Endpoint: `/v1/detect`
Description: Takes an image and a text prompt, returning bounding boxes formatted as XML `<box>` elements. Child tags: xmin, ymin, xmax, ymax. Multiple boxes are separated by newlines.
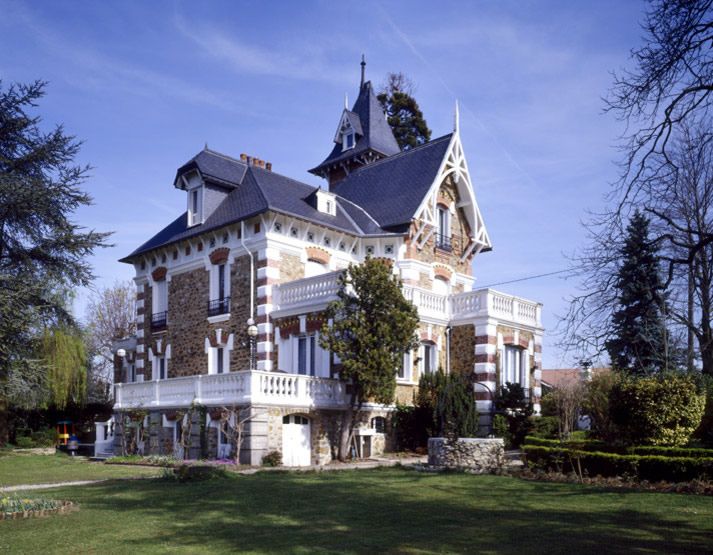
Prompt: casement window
<box><xmin>277</xmin><ymin>331</ymin><xmax>329</xmax><ymax>377</ymax></box>
<box><xmin>344</xmin><ymin>131</ymin><xmax>354</xmax><ymax>150</ymax></box>
<box><xmin>208</xmin><ymin>262</ymin><xmax>231</xmax><ymax>317</ymax></box>
<box><xmin>188</xmin><ymin>186</ymin><xmax>203</xmax><ymax>226</ymax></box>
<box><xmin>436</xmin><ymin>205</ymin><xmax>451</xmax><ymax>250</ymax></box>
<box><xmin>156</xmin><ymin>355</ymin><xmax>167</xmax><ymax>380</ymax></box>
<box><xmin>128</xmin><ymin>364</ymin><xmax>136</xmax><ymax>383</ymax></box>
<box><xmin>371</xmin><ymin>417</ymin><xmax>386</xmax><ymax>434</ymax></box>
<box><xmin>420</xmin><ymin>342</ymin><xmax>437</xmax><ymax>375</ymax></box>
<box><xmin>399</xmin><ymin>349</ymin><xmax>414</xmax><ymax>381</ymax></box>
<box><xmin>297</xmin><ymin>335</ymin><xmax>317</xmax><ymax>376</ymax></box>
<box><xmin>152</xmin><ymin>280</ymin><xmax>168</xmax><ymax>314</ymax></box>
<box><xmin>205</xmin><ymin>333</ymin><xmax>234</xmax><ymax>375</ymax></box>
<box><xmin>503</xmin><ymin>346</ymin><xmax>527</xmax><ymax>388</ymax></box>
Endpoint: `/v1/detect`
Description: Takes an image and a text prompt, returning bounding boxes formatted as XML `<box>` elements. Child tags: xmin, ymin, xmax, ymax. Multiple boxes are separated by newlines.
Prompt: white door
<box><xmin>282</xmin><ymin>415</ymin><xmax>311</xmax><ymax>466</ymax></box>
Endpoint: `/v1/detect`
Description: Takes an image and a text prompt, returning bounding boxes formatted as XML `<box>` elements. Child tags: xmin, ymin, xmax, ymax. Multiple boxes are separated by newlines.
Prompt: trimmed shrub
<box><xmin>610</xmin><ymin>374</ymin><xmax>705</xmax><ymax>446</ymax></box>
<box><xmin>694</xmin><ymin>376</ymin><xmax>713</xmax><ymax>447</ymax></box>
<box><xmin>436</xmin><ymin>372</ymin><xmax>478</xmax><ymax>438</ymax></box>
<box><xmin>528</xmin><ymin>416</ymin><xmax>559</xmax><ymax>439</ymax></box>
<box><xmin>494</xmin><ymin>383</ymin><xmax>533</xmax><ymax>448</ymax></box>
<box><xmin>523</xmin><ymin>444</ymin><xmax>713</xmax><ymax>482</ymax></box>
<box><xmin>262</xmin><ymin>451</ymin><xmax>282</xmax><ymax>467</ymax></box>
<box><xmin>169</xmin><ymin>463</ymin><xmax>228</xmax><ymax>482</ymax></box>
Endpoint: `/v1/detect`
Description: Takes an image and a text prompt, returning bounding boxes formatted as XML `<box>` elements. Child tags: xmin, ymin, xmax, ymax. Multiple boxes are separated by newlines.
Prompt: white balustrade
<box><xmin>272</xmin><ymin>271</ymin><xmax>542</xmax><ymax>328</ymax></box>
<box><xmin>114</xmin><ymin>370</ymin><xmax>348</xmax><ymax>410</ymax></box>
<box><xmin>272</xmin><ymin>272</ymin><xmax>341</xmax><ymax>314</ymax></box>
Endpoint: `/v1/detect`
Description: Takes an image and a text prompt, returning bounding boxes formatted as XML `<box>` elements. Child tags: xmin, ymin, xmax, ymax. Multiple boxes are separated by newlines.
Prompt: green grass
<box><xmin>0</xmin><ymin>453</ymin><xmax>161</xmax><ymax>487</ymax></box>
<box><xmin>2</xmin><ymin>467</ymin><xmax>713</xmax><ymax>554</ymax></box>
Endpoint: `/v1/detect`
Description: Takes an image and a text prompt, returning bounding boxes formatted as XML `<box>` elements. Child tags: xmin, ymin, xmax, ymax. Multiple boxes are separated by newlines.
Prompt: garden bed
<box><xmin>1</xmin><ymin>496</ymin><xmax>75</xmax><ymax>520</ymax></box>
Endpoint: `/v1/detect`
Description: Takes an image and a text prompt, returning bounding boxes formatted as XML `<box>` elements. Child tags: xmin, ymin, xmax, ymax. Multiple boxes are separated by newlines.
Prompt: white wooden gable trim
<box><xmin>411</xmin><ymin>130</ymin><xmax>492</xmax><ymax>258</ymax></box>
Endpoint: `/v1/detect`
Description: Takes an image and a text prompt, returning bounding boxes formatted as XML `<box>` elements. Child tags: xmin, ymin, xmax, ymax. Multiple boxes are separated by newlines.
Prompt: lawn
<box><xmin>2</xmin><ymin>467</ymin><xmax>712</xmax><ymax>554</ymax></box>
<box><xmin>0</xmin><ymin>453</ymin><xmax>161</xmax><ymax>487</ymax></box>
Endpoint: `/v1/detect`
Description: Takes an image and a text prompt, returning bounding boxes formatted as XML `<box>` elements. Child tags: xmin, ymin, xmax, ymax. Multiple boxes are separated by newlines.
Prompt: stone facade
<box><xmin>428</xmin><ymin>437</ymin><xmax>505</xmax><ymax>472</ymax></box>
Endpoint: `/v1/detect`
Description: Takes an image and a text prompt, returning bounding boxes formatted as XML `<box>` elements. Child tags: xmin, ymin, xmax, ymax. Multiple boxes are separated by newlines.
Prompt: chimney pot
<box><xmin>266</xmin><ymin>162</ymin><xmax>272</xmax><ymax>171</ymax></box>
<box><xmin>240</xmin><ymin>153</ymin><xmax>248</xmax><ymax>162</ymax></box>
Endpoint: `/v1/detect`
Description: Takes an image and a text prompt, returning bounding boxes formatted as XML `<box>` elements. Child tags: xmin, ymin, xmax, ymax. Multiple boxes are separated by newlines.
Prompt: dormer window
<box><xmin>316</xmin><ymin>190</ymin><xmax>337</xmax><ymax>216</ymax></box>
<box><xmin>343</xmin><ymin>131</ymin><xmax>355</xmax><ymax>150</ymax></box>
<box><xmin>187</xmin><ymin>185</ymin><xmax>203</xmax><ymax>227</ymax></box>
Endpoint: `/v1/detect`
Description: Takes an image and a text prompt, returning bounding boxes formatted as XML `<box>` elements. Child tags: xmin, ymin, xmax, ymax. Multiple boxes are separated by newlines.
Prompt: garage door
<box><xmin>282</xmin><ymin>415</ymin><xmax>311</xmax><ymax>466</ymax></box>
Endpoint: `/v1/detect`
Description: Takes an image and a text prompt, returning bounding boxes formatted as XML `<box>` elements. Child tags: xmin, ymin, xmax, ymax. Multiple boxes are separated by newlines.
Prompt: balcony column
<box><xmin>154</xmin><ymin>380</ymin><xmax>160</xmax><ymax>406</ymax></box>
<box><xmin>115</xmin><ymin>383</ymin><xmax>123</xmax><ymax>407</ymax></box>
<box><xmin>196</xmin><ymin>374</ymin><xmax>203</xmax><ymax>403</ymax></box>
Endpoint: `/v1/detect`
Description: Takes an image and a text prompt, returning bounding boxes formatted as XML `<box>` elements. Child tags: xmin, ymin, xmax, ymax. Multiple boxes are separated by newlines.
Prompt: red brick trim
<box><xmin>534</xmin><ymin>344</ymin><xmax>542</xmax><ymax>353</ymax></box>
<box><xmin>433</xmin><ymin>265</ymin><xmax>452</xmax><ymax>282</ymax></box>
<box><xmin>475</xmin><ymin>335</ymin><xmax>497</xmax><ymax>345</ymax></box>
<box><xmin>519</xmin><ymin>338</ymin><xmax>529</xmax><ymax>349</ymax></box>
<box><xmin>209</xmin><ymin>247</ymin><xmax>230</xmax><ymax>265</ymax></box>
<box><xmin>151</xmin><ymin>267</ymin><xmax>167</xmax><ymax>282</ymax></box>
<box><xmin>474</xmin><ymin>354</ymin><xmax>496</xmax><ymax>364</ymax></box>
<box><xmin>305</xmin><ymin>246</ymin><xmax>330</xmax><ymax>265</ymax></box>
<box><xmin>136</xmin><ymin>292</ymin><xmax>145</xmax><ymax>301</ymax></box>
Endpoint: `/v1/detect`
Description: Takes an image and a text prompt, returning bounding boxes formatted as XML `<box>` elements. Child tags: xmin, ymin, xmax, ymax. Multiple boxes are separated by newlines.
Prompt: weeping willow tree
<box><xmin>41</xmin><ymin>327</ymin><xmax>87</xmax><ymax>409</ymax></box>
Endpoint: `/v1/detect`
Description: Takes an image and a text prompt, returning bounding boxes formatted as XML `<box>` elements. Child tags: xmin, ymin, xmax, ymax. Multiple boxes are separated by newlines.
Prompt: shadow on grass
<box><xmin>7</xmin><ymin>468</ymin><xmax>713</xmax><ymax>554</ymax></box>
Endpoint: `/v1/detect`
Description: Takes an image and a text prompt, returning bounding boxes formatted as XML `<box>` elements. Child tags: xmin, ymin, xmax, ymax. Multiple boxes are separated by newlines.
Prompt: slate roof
<box><xmin>174</xmin><ymin>149</ymin><xmax>248</xmax><ymax>188</ymax></box>
<box><xmin>309</xmin><ymin>81</ymin><xmax>400</xmax><ymax>175</ymax></box>
<box><xmin>122</xmin><ymin>132</ymin><xmax>454</xmax><ymax>262</ymax></box>
<box><xmin>331</xmin><ymin>133</ymin><xmax>453</xmax><ymax>230</ymax></box>
<box><xmin>121</xmin><ymin>151</ymin><xmax>395</xmax><ymax>262</ymax></box>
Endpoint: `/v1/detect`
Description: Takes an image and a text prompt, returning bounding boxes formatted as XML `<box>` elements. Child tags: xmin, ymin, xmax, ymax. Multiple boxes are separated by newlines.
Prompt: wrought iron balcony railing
<box><xmin>207</xmin><ymin>297</ymin><xmax>231</xmax><ymax>317</ymax></box>
<box><xmin>435</xmin><ymin>233</ymin><xmax>453</xmax><ymax>251</ymax></box>
<box><xmin>151</xmin><ymin>311</ymin><xmax>167</xmax><ymax>331</ymax></box>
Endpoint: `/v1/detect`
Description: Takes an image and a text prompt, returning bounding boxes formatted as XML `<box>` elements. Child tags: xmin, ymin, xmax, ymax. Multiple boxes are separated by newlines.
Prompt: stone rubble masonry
<box><xmin>403</xmin><ymin>177</ymin><xmax>473</xmax><ymax>275</ymax></box>
<box><xmin>428</xmin><ymin>437</ymin><xmax>505</xmax><ymax>473</ymax></box>
<box><xmin>450</xmin><ymin>324</ymin><xmax>475</xmax><ymax>376</ymax></box>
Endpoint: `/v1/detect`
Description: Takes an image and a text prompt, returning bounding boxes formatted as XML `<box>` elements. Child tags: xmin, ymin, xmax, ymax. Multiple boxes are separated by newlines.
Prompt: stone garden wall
<box><xmin>428</xmin><ymin>438</ymin><xmax>505</xmax><ymax>473</ymax></box>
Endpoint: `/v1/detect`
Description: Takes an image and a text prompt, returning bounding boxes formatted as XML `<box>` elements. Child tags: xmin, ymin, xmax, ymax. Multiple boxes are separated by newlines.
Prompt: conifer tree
<box><xmin>377</xmin><ymin>73</ymin><xmax>432</xmax><ymax>150</ymax></box>
<box><xmin>605</xmin><ymin>211</ymin><xmax>669</xmax><ymax>375</ymax></box>
<box><xmin>320</xmin><ymin>258</ymin><xmax>419</xmax><ymax>460</ymax></box>
<box><xmin>0</xmin><ymin>81</ymin><xmax>109</xmax><ymax>441</ymax></box>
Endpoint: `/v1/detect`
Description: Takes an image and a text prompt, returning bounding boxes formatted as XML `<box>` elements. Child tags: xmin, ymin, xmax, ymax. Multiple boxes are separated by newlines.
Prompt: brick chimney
<box><xmin>239</xmin><ymin>153</ymin><xmax>271</xmax><ymax>171</ymax></box>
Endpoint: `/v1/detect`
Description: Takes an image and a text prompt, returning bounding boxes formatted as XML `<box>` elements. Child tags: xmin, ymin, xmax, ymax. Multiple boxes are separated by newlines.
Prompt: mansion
<box><xmin>101</xmin><ymin>67</ymin><xmax>544</xmax><ymax>466</ymax></box>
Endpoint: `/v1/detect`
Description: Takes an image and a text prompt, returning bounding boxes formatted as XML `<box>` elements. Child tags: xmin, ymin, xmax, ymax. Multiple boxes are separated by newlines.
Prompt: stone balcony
<box><xmin>271</xmin><ymin>271</ymin><xmax>542</xmax><ymax>328</ymax></box>
<box><xmin>114</xmin><ymin>370</ymin><xmax>348</xmax><ymax>411</ymax></box>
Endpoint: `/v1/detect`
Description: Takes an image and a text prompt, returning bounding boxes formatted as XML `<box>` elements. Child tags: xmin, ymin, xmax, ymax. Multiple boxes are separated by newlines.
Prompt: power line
<box><xmin>478</xmin><ymin>269</ymin><xmax>573</xmax><ymax>289</ymax></box>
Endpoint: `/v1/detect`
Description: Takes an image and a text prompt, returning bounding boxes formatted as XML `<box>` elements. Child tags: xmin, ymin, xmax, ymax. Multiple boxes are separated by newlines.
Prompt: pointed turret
<box><xmin>309</xmin><ymin>57</ymin><xmax>400</xmax><ymax>188</ymax></box>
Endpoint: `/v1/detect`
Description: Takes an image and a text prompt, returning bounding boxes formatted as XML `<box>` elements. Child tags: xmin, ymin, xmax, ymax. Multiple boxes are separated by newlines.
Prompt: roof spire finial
<box><xmin>454</xmin><ymin>99</ymin><xmax>460</xmax><ymax>133</ymax></box>
<box><xmin>345</xmin><ymin>92</ymin><xmax>349</xmax><ymax>109</ymax></box>
<box><xmin>360</xmin><ymin>54</ymin><xmax>366</xmax><ymax>88</ymax></box>
<box><xmin>204</xmin><ymin>141</ymin><xmax>209</xmax><ymax>150</ymax></box>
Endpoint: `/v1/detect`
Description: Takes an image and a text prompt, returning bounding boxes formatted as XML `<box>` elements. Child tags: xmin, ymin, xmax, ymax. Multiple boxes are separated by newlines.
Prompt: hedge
<box><xmin>523</xmin><ymin>445</ymin><xmax>713</xmax><ymax>482</ymax></box>
<box><xmin>523</xmin><ymin>436</ymin><xmax>713</xmax><ymax>458</ymax></box>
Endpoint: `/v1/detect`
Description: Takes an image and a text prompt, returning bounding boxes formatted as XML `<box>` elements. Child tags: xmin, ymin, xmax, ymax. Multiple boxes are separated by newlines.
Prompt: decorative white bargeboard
<box><xmin>114</xmin><ymin>370</ymin><xmax>348</xmax><ymax>411</ymax></box>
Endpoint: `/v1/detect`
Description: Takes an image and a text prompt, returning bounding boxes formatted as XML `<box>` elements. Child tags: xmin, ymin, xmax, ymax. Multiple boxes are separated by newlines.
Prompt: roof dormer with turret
<box><xmin>309</xmin><ymin>57</ymin><xmax>401</xmax><ymax>188</ymax></box>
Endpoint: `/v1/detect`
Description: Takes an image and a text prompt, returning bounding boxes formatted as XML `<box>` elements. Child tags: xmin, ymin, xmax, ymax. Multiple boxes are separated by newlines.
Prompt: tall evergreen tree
<box><xmin>377</xmin><ymin>73</ymin><xmax>431</xmax><ymax>150</ymax></box>
<box><xmin>0</xmin><ymin>80</ymin><xmax>110</xmax><ymax>441</ymax></box>
<box><xmin>605</xmin><ymin>211</ymin><xmax>669</xmax><ymax>375</ymax></box>
<box><xmin>320</xmin><ymin>258</ymin><xmax>419</xmax><ymax>460</ymax></box>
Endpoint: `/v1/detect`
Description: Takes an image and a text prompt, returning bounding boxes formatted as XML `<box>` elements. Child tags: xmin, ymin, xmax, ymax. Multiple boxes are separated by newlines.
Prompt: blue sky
<box><xmin>1</xmin><ymin>0</ymin><xmax>646</xmax><ymax>368</ymax></box>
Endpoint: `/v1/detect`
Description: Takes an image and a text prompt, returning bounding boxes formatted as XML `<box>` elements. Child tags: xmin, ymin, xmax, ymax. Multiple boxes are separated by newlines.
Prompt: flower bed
<box><xmin>105</xmin><ymin>455</ymin><xmax>179</xmax><ymax>467</ymax></box>
<box><xmin>1</xmin><ymin>495</ymin><xmax>74</xmax><ymax>520</ymax></box>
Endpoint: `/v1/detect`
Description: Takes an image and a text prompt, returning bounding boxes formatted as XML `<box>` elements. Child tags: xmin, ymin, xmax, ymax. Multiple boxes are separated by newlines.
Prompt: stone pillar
<box><xmin>148</xmin><ymin>411</ymin><xmax>161</xmax><ymax>455</ymax></box>
<box><xmin>240</xmin><ymin>405</ymin><xmax>269</xmax><ymax>465</ymax></box>
<box><xmin>473</xmin><ymin>322</ymin><xmax>497</xmax><ymax>432</ymax></box>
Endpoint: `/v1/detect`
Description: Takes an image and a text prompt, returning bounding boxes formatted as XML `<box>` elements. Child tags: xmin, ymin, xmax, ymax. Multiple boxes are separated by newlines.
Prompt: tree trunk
<box><xmin>0</xmin><ymin>399</ymin><xmax>8</xmax><ymax>446</ymax></box>
<box><xmin>338</xmin><ymin>405</ymin><xmax>353</xmax><ymax>461</ymax></box>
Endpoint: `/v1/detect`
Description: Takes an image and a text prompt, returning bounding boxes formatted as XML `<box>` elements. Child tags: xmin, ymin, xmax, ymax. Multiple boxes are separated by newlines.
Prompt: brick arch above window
<box><xmin>152</xmin><ymin>266</ymin><xmax>167</xmax><ymax>282</ymax></box>
<box><xmin>305</xmin><ymin>246</ymin><xmax>330</xmax><ymax>265</ymax></box>
<box><xmin>209</xmin><ymin>247</ymin><xmax>230</xmax><ymax>265</ymax></box>
<box><xmin>433</xmin><ymin>265</ymin><xmax>452</xmax><ymax>282</ymax></box>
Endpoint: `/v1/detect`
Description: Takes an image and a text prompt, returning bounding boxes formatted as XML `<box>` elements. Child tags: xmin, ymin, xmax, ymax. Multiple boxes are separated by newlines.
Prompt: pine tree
<box><xmin>605</xmin><ymin>211</ymin><xmax>669</xmax><ymax>375</ymax></box>
<box><xmin>320</xmin><ymin>258</ymin><xmax>419</xmax><ymax>460</ymax></box>
<box><xmin>377</xmin><ymin>73</ymin><xmax>432</xmax><ymax>150</ymax></box>
<box><xmin>0</xmin><ymin>81</ymin><xmax>109</xmax><ymax>441</ymax></box>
